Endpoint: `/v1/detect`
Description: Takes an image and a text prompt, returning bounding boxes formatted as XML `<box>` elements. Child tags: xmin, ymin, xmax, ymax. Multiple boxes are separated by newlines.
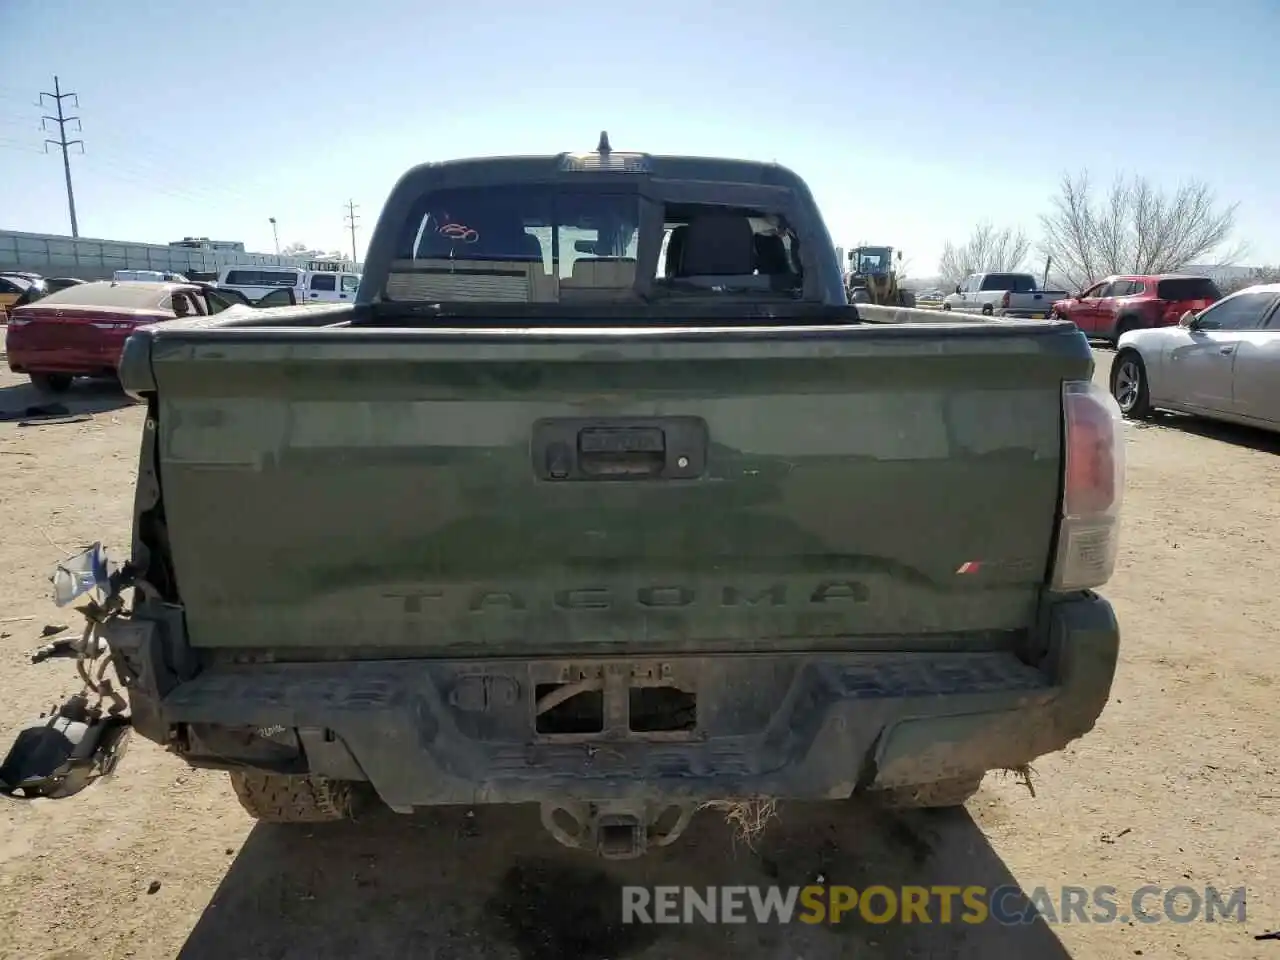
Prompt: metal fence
<box><xmin>0</xmin><ymin>229</ymin><xmax>314</xmax><ymax>281</ymax></box>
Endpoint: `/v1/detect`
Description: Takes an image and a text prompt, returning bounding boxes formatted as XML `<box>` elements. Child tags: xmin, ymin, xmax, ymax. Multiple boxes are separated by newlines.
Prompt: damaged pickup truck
<box><xmin>1</xmin><ymin>134</ymin><xmax>1125</xmax><ymax>860</ymax></box>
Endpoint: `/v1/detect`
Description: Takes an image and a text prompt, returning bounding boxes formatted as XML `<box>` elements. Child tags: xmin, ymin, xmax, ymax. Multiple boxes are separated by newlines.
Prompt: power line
<box><xmin>344</xmin><ymin>199</ymin><xmax>360</xmax><ymax>266</ymax></box>
<box><xmin>39</xmin><ymin>76</ymin><xmax>83</xmax><ymax>238</ymax></box>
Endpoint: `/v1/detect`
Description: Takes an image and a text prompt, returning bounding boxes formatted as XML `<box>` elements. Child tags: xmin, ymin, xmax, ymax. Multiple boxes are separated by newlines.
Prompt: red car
<box><xmin>1051</xmin><ymin>274</ymin><xmax>1222</xmax><ymax>344</ymax></box>
<box><xmin>6</xmin><ymin>280</ymin><xmax>294</xmax><ymax>392</ymax></box>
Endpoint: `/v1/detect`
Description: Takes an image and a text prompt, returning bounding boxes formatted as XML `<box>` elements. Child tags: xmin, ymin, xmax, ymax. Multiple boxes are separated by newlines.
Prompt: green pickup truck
<box><xmin>2</xmin><ymin>135</ymin><xmax>1125</xmax><ymax>860</ymax></box>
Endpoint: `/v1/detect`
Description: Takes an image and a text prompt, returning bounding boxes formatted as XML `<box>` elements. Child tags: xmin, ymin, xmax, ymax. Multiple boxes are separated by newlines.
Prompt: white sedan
<box><xmin>1109</xmin><ymin>283</ymin><xmax>1280</xmax><ymax>432</ymax></box>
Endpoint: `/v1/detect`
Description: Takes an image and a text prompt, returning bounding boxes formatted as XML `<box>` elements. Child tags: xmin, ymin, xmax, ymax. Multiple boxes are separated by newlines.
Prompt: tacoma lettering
<box><xmin>383</xmin><ymin>582</ymin><xmax>870</xmax><ymax>615</ymax></box>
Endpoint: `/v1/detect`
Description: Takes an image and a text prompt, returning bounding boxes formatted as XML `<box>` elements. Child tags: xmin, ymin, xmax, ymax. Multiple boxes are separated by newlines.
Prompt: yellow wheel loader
<box><xmin>845</xmin><ymin>246</ymin><xmax>915</xmax><ymax>308</ymax></box>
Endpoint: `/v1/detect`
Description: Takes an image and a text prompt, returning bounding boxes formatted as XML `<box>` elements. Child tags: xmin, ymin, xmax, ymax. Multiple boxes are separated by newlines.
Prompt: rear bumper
<box><xmin>5</xmin><ymin>330</ymin><xmax>126</xmax><ymax>376</ymax></box>
<box><xmin>6</xmin><ymin>347</ymin><xmax>122</xmax><ymax>376</ymax></box>
<box><xmin>146</xmin><ymin>594</ymin><xmax>1119</xmax><ymax>809</ymax></box>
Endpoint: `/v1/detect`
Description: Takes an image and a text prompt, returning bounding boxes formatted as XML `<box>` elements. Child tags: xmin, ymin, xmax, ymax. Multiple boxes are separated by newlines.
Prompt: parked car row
<box><xmin>0</xmin><ymin>272</ymin><xmax>86</xmax><ymax>317</ymax></box>
<box><xmin>215</xmin><ymin>264</ymin><xmax>362</xmax><ymax>303</ymax></box>
<box><xmin>1107</xmin><ymin>282</ymin><xmax>1279</xmax><ymax>434</ymax></box>
<box><xmin>4</xmin><ymin>279</ymin><xmax>297</xmax><ymax>393</ymax></box>
<box><xmin>1051</xmin><ymin>274</ymin><xmax>1223</xmax><ymax>344</ymax></box>
<box><xmin>935</xmin><ymin>270</ymin><xmax>1227</xmax><ymax>348</ymax></box>
<box><xmin>934</xmin><ymin>267</ymin><xmax>1270</xmax><ymax>431</ymax></box>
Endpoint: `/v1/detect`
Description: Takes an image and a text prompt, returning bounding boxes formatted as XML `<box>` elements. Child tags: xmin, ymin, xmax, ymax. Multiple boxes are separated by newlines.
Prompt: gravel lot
<box><xmin>0</xmin><ymin>351</ymin><xmax>1276</xmax><ymax>960</ymax></box>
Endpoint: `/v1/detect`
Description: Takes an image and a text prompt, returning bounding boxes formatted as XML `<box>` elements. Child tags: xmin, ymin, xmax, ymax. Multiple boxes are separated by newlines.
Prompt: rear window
<box><xmin>979</xmin><ymin>274</ymin><xmax>1036</xmax><ymax>293</ymax></box>
<box><xmin>397</xmin><ymin>183</ymin><xmax>637</xmax><ymax>273</ymax></box>
<box><xmin>1156</xmin><ymin>277</ymin><xmax>1222</xmax><ymax>301</ymax></box>
<box><xmin>387</xmin><ymin>183</ymin><xmax>802</xmax><ymax>304</ymax></box>
<box><xmin>224</xmin><ymin>269</ymin><xmax>300</xmax><ymax>287</ymax></box>
<box><xmin>21</xmin><ymin>282</ymin><xmax>167</xmax><ymax>310</ymax></box>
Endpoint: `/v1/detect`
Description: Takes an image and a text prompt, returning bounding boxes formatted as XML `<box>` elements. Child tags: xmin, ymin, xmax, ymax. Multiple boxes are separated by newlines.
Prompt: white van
<box><xmin>300</xmin><ymin>268</ymin><xmax>360</xmax><ymax>302</ymax></box>
<box><xmin>216</xmin><ymin>266</ymin><xmax>360</xmax><ymax>303</ymax></box>
<box><xmin>217</xmin><ymin>266</ymin><xmax>304</xmax><ymax>300</ymax></box>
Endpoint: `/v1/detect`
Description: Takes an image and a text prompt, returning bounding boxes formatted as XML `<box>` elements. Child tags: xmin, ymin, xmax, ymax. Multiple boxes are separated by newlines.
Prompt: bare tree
<box><xmin>1038</xmin><ymin>171</ymin><xmax>1242</xmax><ymax>292</ymax></box>
<box><xmin>1219</xmin><ymin>265</ymin><xmax>1280</xmax><ymax>296</ymax></box>
<box><xmin>937</xmin><ymin>222</ymin><xmax>1032</xmax><ymax>287</ymax></box>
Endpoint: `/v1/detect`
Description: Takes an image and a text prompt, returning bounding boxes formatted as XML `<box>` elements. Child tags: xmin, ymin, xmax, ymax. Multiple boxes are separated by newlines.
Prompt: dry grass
<box><xmin>699</xmin><ymin>798</ymin><xmax>780</xmax><ymax>849</ymax></box>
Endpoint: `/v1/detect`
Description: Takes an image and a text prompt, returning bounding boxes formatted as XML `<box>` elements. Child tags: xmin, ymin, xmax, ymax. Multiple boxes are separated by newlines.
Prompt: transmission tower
<box><xmin>344</xmin><ymin>199</ymin><xmax>360</xmax><ymax>266</ymax></box>
<box><xmin>39</xmin><ymin>76</ymin><xmax>83</xmax><ymax>238</ymax></box>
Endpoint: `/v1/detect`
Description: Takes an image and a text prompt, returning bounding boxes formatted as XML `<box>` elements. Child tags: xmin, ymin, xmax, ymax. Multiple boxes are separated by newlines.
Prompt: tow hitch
<box><xmin>0</xmin><ymin>543</ymin><xmax>135</xmax><ymax>801</ymax></box>
<box><xmin>540</xmin><ymin>800</ymin><xmax>696</xmax><ymax>860</ymax></box>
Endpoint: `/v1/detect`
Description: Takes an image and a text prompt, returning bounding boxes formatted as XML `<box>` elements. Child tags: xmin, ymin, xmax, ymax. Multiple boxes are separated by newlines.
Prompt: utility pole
<box><xmin>268</xmin><ymin>217</ymin><xmax>280</xmax><ymax>255</ymax></box>
<box><xmin>344</xmin><ymin>199</ymin><xmax>360</xmax><ymax>267</ymax></box>
<box><xmin>39</xmin><ymin>76</ymin><xmax>83</xmax><ymax>238</ymax></box>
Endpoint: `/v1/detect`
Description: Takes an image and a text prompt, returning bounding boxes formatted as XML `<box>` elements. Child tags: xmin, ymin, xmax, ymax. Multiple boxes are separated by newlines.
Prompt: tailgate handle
<box><xmin>578</xmin><ymin>427</ymin><xmax>665</xmax><ymax>477</ymax></box>
<box><xmin>533</xmin><ymin>417</ymin><xmax>707</xmax><ymax>482</ymax></box>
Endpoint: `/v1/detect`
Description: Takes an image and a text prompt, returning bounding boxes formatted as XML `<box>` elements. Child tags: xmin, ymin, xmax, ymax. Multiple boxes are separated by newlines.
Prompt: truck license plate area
<box><xmin>532</xmin><ymin>662</ymin><xmax>698</xmax><ymax>741</ymax></box>
<box><xmin>533</xmin><ymin>417</ymin><xmax>707</xmax><ymax>482</ymax></box>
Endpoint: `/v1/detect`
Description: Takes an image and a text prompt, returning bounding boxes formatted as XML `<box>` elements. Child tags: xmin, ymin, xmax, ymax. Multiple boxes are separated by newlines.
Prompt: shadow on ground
<box><xmin>1131</xmin><ymin>411</ymin><xmax>1280</xmax><ymax>455</ymax></box>
<box><xmin>177</xmin><ymin>799</ymin><xmax>1072</xmax><ymax>960</ymax></box>
<box><xmin>0</xmin><ymin>376</ymin><xmax>137</xmax><ymax>420</ymax></box>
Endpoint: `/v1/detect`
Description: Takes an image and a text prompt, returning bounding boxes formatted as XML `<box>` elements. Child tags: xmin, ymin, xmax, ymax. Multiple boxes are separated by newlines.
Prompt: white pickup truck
<box><xmin>941</xmin><ymin>272</ymin><xmax>1069</xmax><ymax>319</ymax></box>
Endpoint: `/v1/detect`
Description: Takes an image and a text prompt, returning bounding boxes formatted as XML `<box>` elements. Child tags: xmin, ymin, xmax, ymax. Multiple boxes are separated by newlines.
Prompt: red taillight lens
<box><xmin>1052</xmin><ymin>380</ymin><xmax>1125</xmax><ymax>590</ymax></box>
<box><xmin>1001</xmin><ymin>291</ymin><xmax>1011</xmax><ymax>308</ymax></box>
<box><xmin>1064</xmin><ymin>391</ymin><xmax>1118</xmax><ymax>514</ymax></box>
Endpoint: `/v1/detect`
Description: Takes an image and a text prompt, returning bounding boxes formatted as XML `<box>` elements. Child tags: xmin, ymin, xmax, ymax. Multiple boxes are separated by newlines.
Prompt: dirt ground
<box><xmin>0</xmin><ymin>351</ymin><xmax>1276</xmax><ymax>960</ymax></box>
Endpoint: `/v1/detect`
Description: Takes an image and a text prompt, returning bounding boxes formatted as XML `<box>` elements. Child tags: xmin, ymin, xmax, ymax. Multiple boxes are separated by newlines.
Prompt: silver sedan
<box><xmin>1109</xmin><ymin>283</ymin><xmax>1280</xmax><ymax>432</ymax></box>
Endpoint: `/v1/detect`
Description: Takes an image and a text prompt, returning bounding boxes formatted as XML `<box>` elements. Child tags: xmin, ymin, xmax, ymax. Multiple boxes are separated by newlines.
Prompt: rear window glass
<box><xmin>979</xmin><ymin>274</ymin><xmax>1036</xmax><ymax>293</ymax></box>
<box><xmin>22</xmin><ymin>282</ymin><xmax>167</xmax><ymax>309</ymax></box>
<box><xmin>398</xmin><ymin>184</ymin><xmax>636</xmax><ymax>271</ymax></box>
<box><xmin>389</xmin><ymin>184</ymin><xmax>638</xmax><ymax>302</ymax></box>
<box><xmin>1156</xmin><ymin>277</ymin><xmax>1222</xmax><ymax>301</ymax></box>
<box><xmin>224</xmin><ymin>269</ymin><xmax>300</xmax><ymax>287</ymax></box>
<box><xmin>387</xmin><ymin>184</ymin><xmax>803</xmax><ymax>304</ymax></box>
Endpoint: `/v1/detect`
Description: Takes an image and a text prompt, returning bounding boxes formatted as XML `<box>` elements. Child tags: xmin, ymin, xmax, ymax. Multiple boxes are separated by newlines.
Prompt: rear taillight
<box><xmin>1051</xmin><ymin>380</ymin><xmax>1125</xmax><ymax>591</ymax></box>
<box><xmin>1001</xmin><ymin>291</ymin><xmax>1011</xmax><ymax>309</ymax></box>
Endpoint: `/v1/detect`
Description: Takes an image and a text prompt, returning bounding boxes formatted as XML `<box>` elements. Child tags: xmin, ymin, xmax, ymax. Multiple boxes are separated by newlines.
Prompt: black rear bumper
<box><xmin>147</xmin><ymin>594</ymin><xmax>1119</xmax><ymax>810</ymax></box>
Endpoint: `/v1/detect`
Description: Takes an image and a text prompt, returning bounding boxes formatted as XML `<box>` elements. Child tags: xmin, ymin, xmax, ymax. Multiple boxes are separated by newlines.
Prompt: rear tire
<box><xmin>29</xmin><ymin>373</ymin><xmax>73</xmax><ymax>394</ymax></box>
<box><xmin>229</xmin><ymin>771</ymin><xmax>362</xmax><ymax>823</ymax></box>
<box><xmin>1110</xmin><ymin>349</ymin><xmax>1152</xmax><ymax>419</ymax></box>
<box><xmin>981</xmin><ymin>303</ymin><xmax>994</xmax><ymax>316</ymax></box>
<box><xmin>868</xmin><ymin>776</ymin><xmax>983</xmax><ymax>810</ymax></box>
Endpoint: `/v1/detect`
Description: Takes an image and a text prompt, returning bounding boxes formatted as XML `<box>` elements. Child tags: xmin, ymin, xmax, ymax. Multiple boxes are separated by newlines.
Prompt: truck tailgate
<box><xmin>131</xmin><ymin>322</ymin><xmax>1091</xmax><ymax>655</ymax></box>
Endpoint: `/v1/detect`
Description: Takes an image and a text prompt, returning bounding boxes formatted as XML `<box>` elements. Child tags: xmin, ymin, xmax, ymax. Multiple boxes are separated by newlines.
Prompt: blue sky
<box><xmin>2</xmin><ymin>0</ymin><xmax>1277</xmax><ymax>277</ymax></box>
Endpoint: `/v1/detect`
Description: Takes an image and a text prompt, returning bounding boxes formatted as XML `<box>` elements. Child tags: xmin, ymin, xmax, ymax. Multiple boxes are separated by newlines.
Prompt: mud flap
<box><xmin>0</xmin><ymin>693</ymin><xmax>132</xmax><ymax>800</ymax></box>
